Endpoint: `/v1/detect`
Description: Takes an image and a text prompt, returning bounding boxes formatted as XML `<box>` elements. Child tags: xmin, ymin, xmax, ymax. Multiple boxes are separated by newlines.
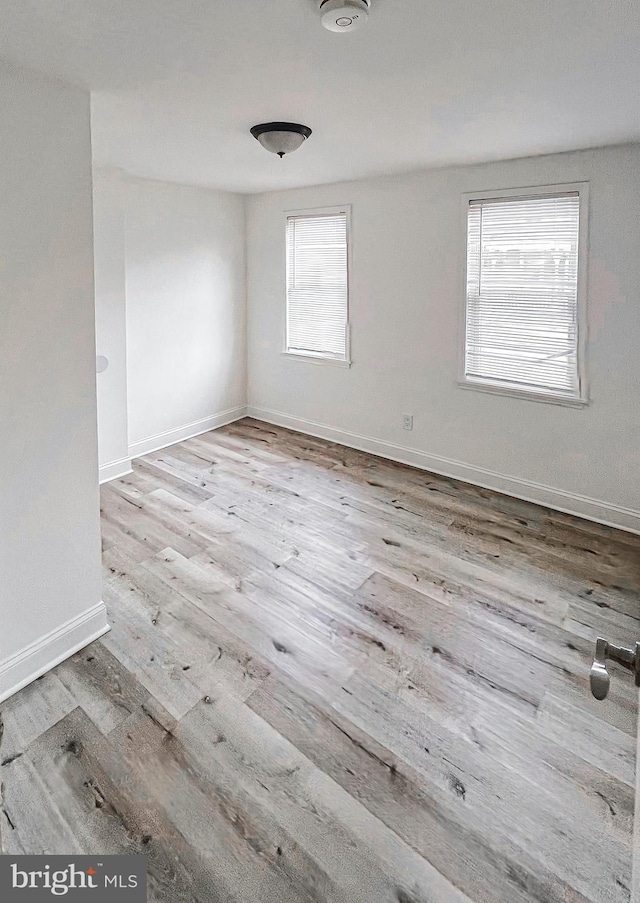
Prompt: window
<box><xmin>286</xmin><ymin>208</ymin><xmax>350</xmax><ymax>362</ymax></box>
<box><xmin>463</xmin><ymin>186</ymin><xmax>587</xmax><ymax>402</ymax></box>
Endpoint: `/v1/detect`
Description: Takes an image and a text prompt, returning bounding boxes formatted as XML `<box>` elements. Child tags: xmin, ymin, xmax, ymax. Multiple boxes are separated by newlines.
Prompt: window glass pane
<box><xmin>287</xmin><ymin>212</ymin><xmax>348</xmax><ymax>358</ymax></box>
<box><xmin>465</xmin><ymin>192</ymin><xmax>581</xmax><ymax>397</ymax></box>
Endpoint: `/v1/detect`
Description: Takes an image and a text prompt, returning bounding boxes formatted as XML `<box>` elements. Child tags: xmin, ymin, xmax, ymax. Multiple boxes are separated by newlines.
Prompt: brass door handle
<box><xmin>590</xmin><ymin>637</ymin><xmax>640</xmax><ymax>700</ymax></box>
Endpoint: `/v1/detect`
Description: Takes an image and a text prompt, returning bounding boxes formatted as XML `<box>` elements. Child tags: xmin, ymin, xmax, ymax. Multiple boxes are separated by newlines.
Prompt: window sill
<box><xmin>281</xmin><ymin>351</ymin><xmax>351</xmax><ymax>369</ymax></box>
<box><xmin>457</xmin><ymin>379</ymin><xmax>589</xmax><ymax>408</ymax></box>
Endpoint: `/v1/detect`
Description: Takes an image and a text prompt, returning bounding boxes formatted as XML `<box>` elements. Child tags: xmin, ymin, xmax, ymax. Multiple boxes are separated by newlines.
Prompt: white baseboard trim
<box><xmin>99</xmin><ymin>456</ymin><xmax>133</xmax><ymax>485</ymax></box>
<box><xmin>0</xmin><ymin>602</ymin><xmax>110</xmax><ymax>704</ymax></box>
<box><xmin>247</xmin><ymin>406</ymin><xmax>640</xmax><ymax>536</ymax></box>
<box><xmin>128</xmin><ymin>405</ymin><xmax>248</xmax><ymax>460</ymax></box>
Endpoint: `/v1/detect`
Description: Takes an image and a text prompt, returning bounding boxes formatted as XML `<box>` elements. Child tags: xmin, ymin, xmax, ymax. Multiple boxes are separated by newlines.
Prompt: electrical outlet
<box><xmin>402</xmin><ymin>414</ymin><xmax>413</xmax><ymax>431</ymax></box>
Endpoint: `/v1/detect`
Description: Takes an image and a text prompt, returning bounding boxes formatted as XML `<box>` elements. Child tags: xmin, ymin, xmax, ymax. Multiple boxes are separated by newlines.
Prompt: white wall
<box><xmin>246</xmin><ymin>144</ymin><xmax>640</xmax><ymax>532</ymax></box>
<box><xmin>93</xmin><ymin>169</ymin><xmax>129</xmax><ymax>480</ymax></box>
<box><xmin>124</xmin><ymin>177</ymin><xmax>247</xmax><ymax>457</ymax></box>
<box><xmin>0</xmin><ymin>66</ymin><xmax>108</xmax><ymax>700</ymax></box>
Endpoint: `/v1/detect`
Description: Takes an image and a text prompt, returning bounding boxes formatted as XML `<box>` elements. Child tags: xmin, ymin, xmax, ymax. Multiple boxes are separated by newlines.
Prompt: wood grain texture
<box><xmin>1</xmin><ymin>418</ymin><xmax>638</xmax><ymax>902</ymax></box>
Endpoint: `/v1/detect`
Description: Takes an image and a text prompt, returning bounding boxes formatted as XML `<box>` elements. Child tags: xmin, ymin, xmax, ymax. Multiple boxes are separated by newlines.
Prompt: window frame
<box><xmin>458</xmin><ymin>182</ymin><xmax>590</xmax><ymax>407</ymax></box>
<box><xmin>282</xmin><ymin>204</ymin><xmax>352</xmax><ymax>367</ymax></box>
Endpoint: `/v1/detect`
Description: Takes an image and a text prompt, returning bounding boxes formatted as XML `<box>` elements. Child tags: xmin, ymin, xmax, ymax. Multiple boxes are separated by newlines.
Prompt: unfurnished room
<box><xmin>1</xmin><ymin>2</ymin><xmax>639</xmax><ymax>901</ymax></box>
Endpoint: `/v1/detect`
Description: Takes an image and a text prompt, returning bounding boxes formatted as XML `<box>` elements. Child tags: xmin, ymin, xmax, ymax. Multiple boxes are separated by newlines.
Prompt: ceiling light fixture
<box><xmin>250</xmin><ymin>122</ymin><xmax>312</xmax><ymax>158</ymax></box>
<box><xmin>319</xmin><ymin>0</ymin><xmax>371</xmax><ymax>33</ymax></box>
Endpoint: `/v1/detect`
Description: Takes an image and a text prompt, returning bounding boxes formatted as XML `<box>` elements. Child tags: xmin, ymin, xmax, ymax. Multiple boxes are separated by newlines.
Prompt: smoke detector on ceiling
<box><xmin>319</xmin><ymin>0</ymin><xmax>371</xmax><ymax>33</ymax></box>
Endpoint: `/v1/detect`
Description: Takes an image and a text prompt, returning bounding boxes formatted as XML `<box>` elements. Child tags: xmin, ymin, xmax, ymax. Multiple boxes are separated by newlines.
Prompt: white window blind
<box><xmin>286</xmin><ymin>211</ymin><xmax>348</xmax><ymax>359</ymax></box>
<box><xmin>465</xmin><ymin>191</ymin><xmax>582</xmax><ymax>398</ymax></box>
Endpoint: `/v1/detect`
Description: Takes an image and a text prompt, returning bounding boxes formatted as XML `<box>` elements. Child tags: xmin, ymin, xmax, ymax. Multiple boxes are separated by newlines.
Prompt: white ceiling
<box><xmin>1</xmin><ymin>0</ymin><xmax>639</xmax><ymax>193</ymax></box>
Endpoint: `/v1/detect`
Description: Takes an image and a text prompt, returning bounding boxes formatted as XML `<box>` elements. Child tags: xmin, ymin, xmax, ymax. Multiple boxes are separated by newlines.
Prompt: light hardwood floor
<box><xmin>1</xmin><ymin>418</ymin><xmax>639</xmax><ymax>902</ymax></box>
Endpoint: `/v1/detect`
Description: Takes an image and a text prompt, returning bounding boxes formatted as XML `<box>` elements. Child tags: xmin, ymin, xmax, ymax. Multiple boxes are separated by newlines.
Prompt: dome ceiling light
<box><xmin>250</xmin><ymin>122</ymin><xmax>312</xmax><ymax>158</ymax></box>
<box><xmin>319</xmin><ymin>0</ymin><xmax>371</xmax><ymax>33</ymax></box>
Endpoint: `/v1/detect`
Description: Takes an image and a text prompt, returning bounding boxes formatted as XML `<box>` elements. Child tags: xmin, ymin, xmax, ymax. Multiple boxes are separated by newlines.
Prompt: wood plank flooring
<box><xmin>1</xmin><ymin>418</ymin><xmax>639</xmax><ymax>902</ymax></box>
